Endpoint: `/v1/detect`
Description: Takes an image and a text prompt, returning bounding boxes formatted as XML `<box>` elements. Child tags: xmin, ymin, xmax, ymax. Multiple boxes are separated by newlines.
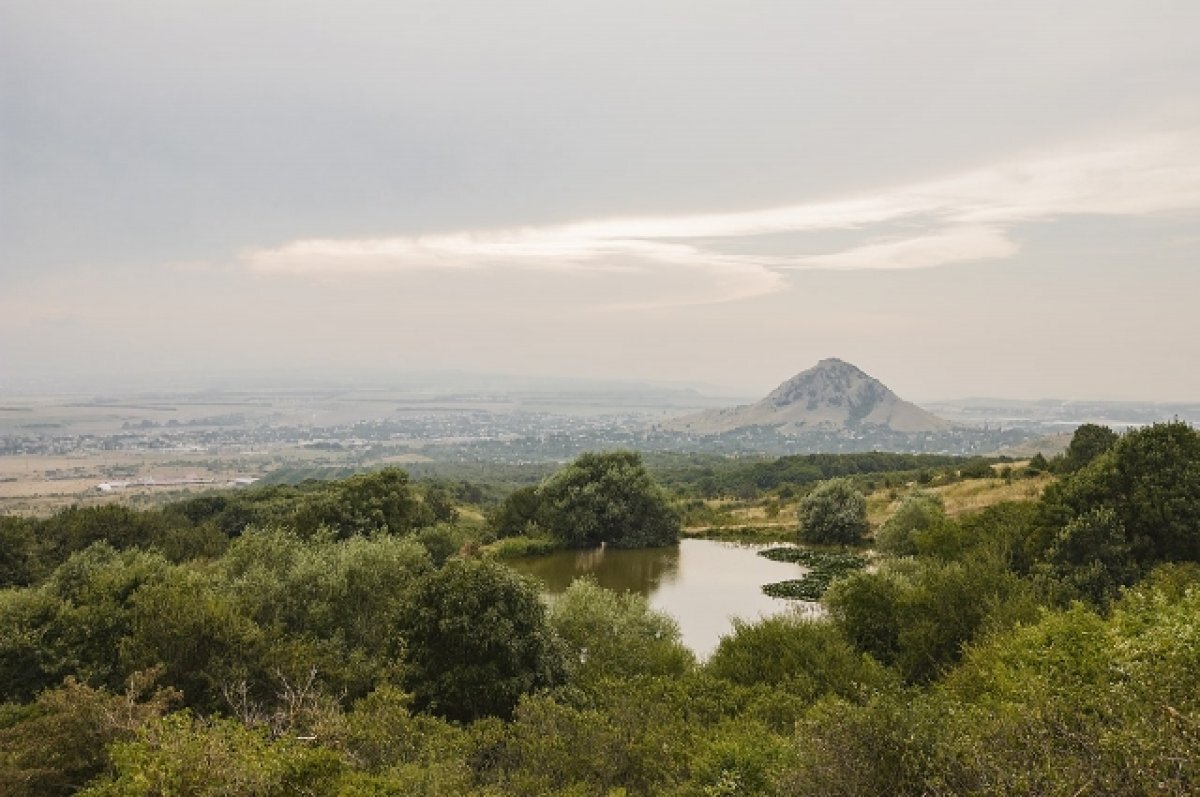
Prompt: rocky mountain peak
<box><xmin>765</xmin><ymin>358</ymin><xmax>880</xmax><ymax>409</ymax></box>
<box><xmin>663</xmin><ymin>358</ymin><xmax>954</xmax><ymax>435</ymax></box>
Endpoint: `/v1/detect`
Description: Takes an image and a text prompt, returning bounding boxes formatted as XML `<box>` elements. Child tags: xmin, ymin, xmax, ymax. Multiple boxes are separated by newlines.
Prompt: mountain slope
<box><xmin>663</xmin><ymin>358</ymin><xmax>955</xmax><ymax>435</ymax></box>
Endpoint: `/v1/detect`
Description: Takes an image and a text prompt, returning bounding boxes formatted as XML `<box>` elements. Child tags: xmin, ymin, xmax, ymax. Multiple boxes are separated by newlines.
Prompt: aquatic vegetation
<box><xmin>759</xmin><ymin>547</ymin><xmax>867</xmax><ymax>600</ymax></box>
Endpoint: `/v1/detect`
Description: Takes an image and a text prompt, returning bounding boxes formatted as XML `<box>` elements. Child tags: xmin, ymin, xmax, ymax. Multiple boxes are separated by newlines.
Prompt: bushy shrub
<box><xmin>707</xmin><ymin>615</ymin><xmax>889</xmax><ymax>703</ymax></box>
<box><xmin>875</xmin><ymin>492</ymin><xmax>946</xmax><ymax>557</ymax></box>
<box><xmin>796</xmin><ymin>478</ymin><xmax>868</xmax><ymax>545</ymax></box>
<box><xmin>550</xmin><ymin>577</ymin><xmax>693</xmax><ymax>687</ymax></box>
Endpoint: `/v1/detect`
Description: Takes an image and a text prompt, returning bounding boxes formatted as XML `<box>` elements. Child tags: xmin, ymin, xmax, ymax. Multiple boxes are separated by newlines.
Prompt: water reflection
<box><xmin>513</xmin><ymin>543</ymin><xmax>681</xmax><ymax>593</ymax></box>
<box><xmin>510</xmin><ymin>539</ymin><xmax>813</xmax><ymax>658</ymax></box>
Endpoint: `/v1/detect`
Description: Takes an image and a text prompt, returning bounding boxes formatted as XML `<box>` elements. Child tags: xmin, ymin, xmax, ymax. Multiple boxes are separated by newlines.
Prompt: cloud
<box><xmin>784</xmin><ymin>226</ymin><xmax>1019</xmax><ymax>272</ymax></box>
<box><xmin>243</xmin><ymin>127</ymin><xmax>1200</xmax><ymax>305</ymax></box>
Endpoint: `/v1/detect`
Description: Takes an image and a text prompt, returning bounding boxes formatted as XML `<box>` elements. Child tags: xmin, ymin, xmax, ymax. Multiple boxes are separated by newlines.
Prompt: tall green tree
<box><xmin>397</xmin><ymin>558</ymin><xmax>565</xmax><ymax>722</ymax></box>
<box><xmin>1060</xmin><ymin>423</ymin><xmax>1118</xmax><ymax>474</ymax></box>
<box><xmin>1043</xmin><ymin>421</ymin><xmax>1200</xmax><ymax>566</ymax></box>
<box><xmin>1034</xmin><ymin>506</ymin><xmax>1135</xmax><ymax>607</ymax></box>
<box><xmin>537</xmin><ymin>451</ymin><xmax>680</xmax><ymax>548</ymax></box>
<box><xmin>119</xmin><ymin>570</ymin><xmax>266</xmax><ymax>713</ymax></box>
<box><xmin>489</xmin><ymin>485</ymin><xmax>542</xmax><ymax>539</ymax></box>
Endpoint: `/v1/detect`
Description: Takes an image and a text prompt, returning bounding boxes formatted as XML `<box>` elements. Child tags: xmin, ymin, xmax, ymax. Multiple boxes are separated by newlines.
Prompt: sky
<box><xmin>2</xmin><ymin>1</ymin><xmax>1199</xmax><ymax>400</ymax></box>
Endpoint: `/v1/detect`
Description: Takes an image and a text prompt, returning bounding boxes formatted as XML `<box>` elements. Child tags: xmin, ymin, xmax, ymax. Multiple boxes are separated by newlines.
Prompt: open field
<box><xmin>925</xmin><ymin>471</ymin><xmax>1053</xmax><ymax>515</ymax></box>
<box><xmin>0</xmin><ymin>451</ymin><xmax>260</xmax><ymax>516</ymax></box>
<box><xmin>866</xmin><ymin>471</ymin><xmax>1054</xmax><ymax>527</ymax></box>
<box><xmin>687</xmin><ymin>466</ymin><xmax>1056</xmax><ymax>542</ymax></box>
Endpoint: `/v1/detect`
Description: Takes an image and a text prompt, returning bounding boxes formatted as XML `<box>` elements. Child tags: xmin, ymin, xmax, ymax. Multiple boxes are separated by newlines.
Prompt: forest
<box><xmin>1</xmin><ymin>422</ymin><xmax>1198</xmax><ymax>795</ymax></box>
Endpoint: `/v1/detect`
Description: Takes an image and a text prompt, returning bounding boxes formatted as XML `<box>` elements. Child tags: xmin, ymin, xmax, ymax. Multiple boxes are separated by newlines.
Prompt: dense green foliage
<box><xmin>0</xmin><ymin>469</ymin><xmax>459</xmax><ymax>591</ymax></box>
<box><xmin>788</xmin><ymin>579</ymin><xmax>1200</xmax><ymax>795</ymax></box>
<box><xmin>397</xmin><ymin>558</ymin><xmax>566</xmax><ymax>722</ymax></box>
<box><xmin>1033</xmin><ymin>506</ymin><xmax>1136</xmax><ymax>607</ymax></box>
<box><xmin>706</xmin><ymin>615</ymin><xmax>889</xmax><ymax>700</ymax></box>
<box><xmin>488</xmin><ymin>484</ymin><xmax>542</xmax><ymax>539</ymax></box>
<box><xmin>550</xmin><ymin>578</ymin><xmax>694</xmax><ymax>687</ymax></box>
<box><xmin>1040</xmin><ymin>420</ymin><xmax>1200</xmax><ymax>566</ymax></box>
<box><xmin>874</xmin><ymin>491</ymin><xmax>948</xmax><ymax>556</ymax></box>
<box><xmin>647</xmin><ymin>451</ymin><xmax>964</xmax><ymax>498</ymax></box>
<box><xmin>3</xmin><ymin>424</ymin><xmax>1200</xmax><ymax>794</ymax></box>
<box><xmin>493</xmin><ymin>450</ymin><xmax>681</xmax><ymax>549</ymax></box>
<box><xmin>826</xmin><ymin>551</ymin><xmax>1038</xmax><ymax>683</ymax></box>
<box><xmin>1058</xmin><ymin>422</ymin><xmax>1119</xmax><ymax>474</ymax></box>
<box><xmin>81</xmin><ymin>711</ymin><xmax>349</xmax><ymax>797</ymax></box>
<box><xmin>289</xmin><ymin>468</ymin><xmax>438</xmax><ymax>538</ymax></box>
<box><xmin>796</xmin><ymin>477</ymin><xmax>869</xmax><ymax>545</ymax></box>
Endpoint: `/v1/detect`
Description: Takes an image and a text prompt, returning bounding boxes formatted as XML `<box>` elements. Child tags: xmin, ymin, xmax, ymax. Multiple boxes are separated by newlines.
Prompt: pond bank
<box><xmin>508</xmin><ymin>538</ymin><xmax>819</xmax><ymax>658</ymax></box>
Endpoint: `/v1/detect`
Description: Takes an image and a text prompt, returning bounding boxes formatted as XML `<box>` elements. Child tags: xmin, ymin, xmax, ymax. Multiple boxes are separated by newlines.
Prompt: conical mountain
<box><xmin>664</xmin><ymin>358</ymin><xmax>954</xmax><ymax>435</ymax></box>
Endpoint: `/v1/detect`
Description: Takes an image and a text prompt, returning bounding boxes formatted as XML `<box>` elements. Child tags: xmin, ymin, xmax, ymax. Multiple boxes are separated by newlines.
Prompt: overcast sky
<box><xmin>2</xmin><ymin>1</ymin><xmax>1198</xmax><ymax>400</ymax></box>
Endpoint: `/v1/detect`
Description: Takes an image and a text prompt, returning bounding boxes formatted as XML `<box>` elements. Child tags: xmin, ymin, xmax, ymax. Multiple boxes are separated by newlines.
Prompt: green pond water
<box><xmin>509</xmin><ymin>538</ymin><xmax>817</xmax><ymax>658</ymax></box>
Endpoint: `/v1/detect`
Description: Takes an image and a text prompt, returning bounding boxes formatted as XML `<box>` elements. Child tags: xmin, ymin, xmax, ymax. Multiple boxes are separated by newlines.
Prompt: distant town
<box><xmin>2</xmin><ymin>378</ymin><xmax>1198</xmax><ymax>515</ymax></box>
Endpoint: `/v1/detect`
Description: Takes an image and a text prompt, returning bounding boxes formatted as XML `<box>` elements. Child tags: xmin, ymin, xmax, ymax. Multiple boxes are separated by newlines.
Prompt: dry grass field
<box><xmin>0</xmin><ymin>444</ymin><xmax>436</xmax><ymax>516</ymax></box>
<box><xmin>0</xmin><ymin>452</ymin><xmax>255</xmax><ymax>515</ymax></box>
<box><xmin>688</xmin><ymin>464</ymin><xmax>1055</xmax><ymax>540</ymax></box>
<box><xmin>866</xmin><ymin>471</ymin><xmax>1055</xmax><ymax>527</ymax></box>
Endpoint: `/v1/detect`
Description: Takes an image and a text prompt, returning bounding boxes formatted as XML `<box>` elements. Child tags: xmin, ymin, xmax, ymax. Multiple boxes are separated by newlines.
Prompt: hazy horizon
<box><xmin>8</xmin><ymin>360</ymin><xmax>1200</xmax><ymax>408</ymax></box>
<box><xmin>4</xmin><ymin>2</ymin><xmax>1199</xmax><ymax>403</ymax></box>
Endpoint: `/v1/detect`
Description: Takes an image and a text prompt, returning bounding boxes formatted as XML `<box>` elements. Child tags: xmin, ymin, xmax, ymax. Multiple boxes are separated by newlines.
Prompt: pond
<box><xmin>509</xmin><ymin>538</ymin><xmax>819</xmax><ymax>658</ymax></box>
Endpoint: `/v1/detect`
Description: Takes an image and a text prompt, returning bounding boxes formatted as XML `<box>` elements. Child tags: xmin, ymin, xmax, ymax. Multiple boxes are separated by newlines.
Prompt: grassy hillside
<box><xmin>682</xmin><ymin>459</ymin><xmax>1054</xmax><ymax>538</ymax></box>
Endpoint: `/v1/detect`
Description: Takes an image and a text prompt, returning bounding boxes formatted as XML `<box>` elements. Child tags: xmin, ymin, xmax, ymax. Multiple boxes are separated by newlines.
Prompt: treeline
<box><xmin>258</xmin><ymin>452</ymin><xmax>972</xmax><ymax>504</ymax></box>
<box><xmin>646</xmin><ymin>451</ymin><xmax>967</xmax><ymax>498</ymax></box>
<box><xmin>0</xmin><ymin>444</ymin><xmax>929</xmax><ymax>586</ymax></box>
<box><xmin>1</xmin><ymin>424</ymin><xmax>1199</xmax><ymax>794</ymax></box>
<box><xmin>0</xmin><ymin>470</ymin><xmax>462</xmax><ymax>588</ymax></box>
